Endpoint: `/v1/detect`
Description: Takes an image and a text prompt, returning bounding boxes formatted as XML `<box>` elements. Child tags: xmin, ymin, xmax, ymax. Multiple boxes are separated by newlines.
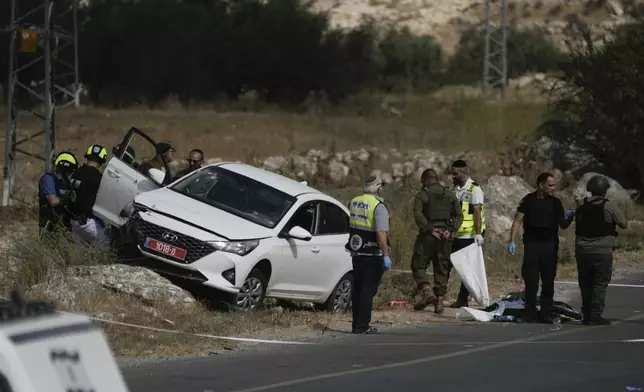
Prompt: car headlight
<box><xmin>209</xmin><ymin>239</ymin><xmax>259</xmax><ymax>256</ymax></box>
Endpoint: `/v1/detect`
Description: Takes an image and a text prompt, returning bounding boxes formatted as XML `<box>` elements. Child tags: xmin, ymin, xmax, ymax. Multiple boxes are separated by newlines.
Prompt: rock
<box><xmin>206</xmin><ymin>157</ymin><xmax>223</xmax><ymax>165</ymax></box>
<box><xmin>327</xmin><ymin>161</ymin><xmax>350</xmax><ymax>184</ymax></box>
<box><xmin>573</xmin><ymin>172</ymin><xmax>635</xmax><ymax>207</ymax></box>
<box><xmin>403</xmin><ymin>161</ymin><xmax>415</xmax><ymax>177</ymax></box>
<box><xmin>354</xmin><ymin>148</ymin><xmax>370</xmax><ymax>162</ymax></box>
<box><xmin>606</xmin><ymin>0</ymin><xmax>623</xmax><ymax>16</ymax></box>
<box><xmin>263</xmin><ymin>156</ymin><xmax>288</xmax><ymax>172</ymax></box>
<box><xmin>484</xmin><ymin>175</ymin><xmax>534</xmax><ymax>237</ymax></box>
<box><xmin>485</xmin><ymin>175</ymin><xmax>534</xmax><ymax>218</ymax></box>
<box><xmin>382</xmin><ymin>172</ymin><xmax>394</xmax><ymax>184</ymax></box>
<box><xmin>31</xmin><ymin>264</ymin><xmax>196</xmax><ymax>308</ymax></box>
<box><xmin>391</xmin><ymin>162</ymin><xmax>404</xmax><ymax>178</ymax></box>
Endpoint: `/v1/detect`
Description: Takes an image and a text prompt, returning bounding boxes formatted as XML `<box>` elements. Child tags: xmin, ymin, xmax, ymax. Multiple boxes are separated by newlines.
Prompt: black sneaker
<box><xmin>583</xmin><ymin>317</ymin><xmax>612</xmax><ymax>326</ymax></box>
<box><xmin>521</xmin><ymin>310</ymin><xmax>539</xmax><ymax>323</ymax></box>
<box><xmin>539</xmin><ymin>313</ymin><xmax>554</xmax><ymax>324</ymax></box>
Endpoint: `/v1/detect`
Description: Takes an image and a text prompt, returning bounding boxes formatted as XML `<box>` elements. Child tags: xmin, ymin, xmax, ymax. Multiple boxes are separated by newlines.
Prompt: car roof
<box><xmin>212</xmin><ymin>162</ymin><xmax>323</xmax><ymax>197</ymax></box>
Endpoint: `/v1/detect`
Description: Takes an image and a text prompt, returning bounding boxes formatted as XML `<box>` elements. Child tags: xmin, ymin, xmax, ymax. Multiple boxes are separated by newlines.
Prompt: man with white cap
<box><xmin>345</xmin><ymin>174</ymin><xmax>392</xmax><ymax>334</ymax></box>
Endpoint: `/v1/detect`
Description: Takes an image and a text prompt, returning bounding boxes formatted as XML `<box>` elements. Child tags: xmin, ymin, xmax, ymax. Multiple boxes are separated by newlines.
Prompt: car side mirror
<box><xmin>286</xmin><ymin>226</ymin><xmax>312</xmax><ymax>241</ymax></box>
<box><xmin>148</xmin><ymin>168</ymin><xmax>165</xmax><ymax>185</ymax></box>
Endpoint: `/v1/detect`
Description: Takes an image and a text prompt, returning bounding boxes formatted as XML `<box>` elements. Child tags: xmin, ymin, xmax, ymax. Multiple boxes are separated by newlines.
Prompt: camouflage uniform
<box><xmin>410</xmin><ymin>183</ymin><xmax>463</xmax><ymax>313</ymax></box>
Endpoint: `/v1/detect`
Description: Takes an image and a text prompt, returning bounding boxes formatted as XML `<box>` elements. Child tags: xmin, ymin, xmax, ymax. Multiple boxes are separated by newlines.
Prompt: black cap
<box><xmin>156</xmin><ymin>141</ymin><xmax>175</xmax><ymax>155</ymax></box>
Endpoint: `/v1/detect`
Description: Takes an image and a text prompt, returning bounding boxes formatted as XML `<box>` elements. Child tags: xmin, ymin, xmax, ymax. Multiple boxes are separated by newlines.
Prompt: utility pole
<box><xmin>482</xmin><ymin>0</ymin><xmax>508</xmax><ymax>100</ymax></box>
<box><xmin>3</xmin><ymin>0</ymin><xmax>80</xmax><ymax>207</ymax></box>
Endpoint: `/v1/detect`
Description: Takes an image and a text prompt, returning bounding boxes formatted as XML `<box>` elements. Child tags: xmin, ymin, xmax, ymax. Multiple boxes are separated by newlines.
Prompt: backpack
<box><xmin>423</xmin><ymin>185</ymin><xmax>453</xmax><ymax>223</ymax></box>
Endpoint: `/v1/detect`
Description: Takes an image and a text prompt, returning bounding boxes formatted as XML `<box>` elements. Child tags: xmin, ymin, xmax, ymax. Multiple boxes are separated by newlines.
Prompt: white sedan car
<box><xmin>92</xmin><ymin>127</ymin><xmax>354</xmax><ymax>312</ymax></box>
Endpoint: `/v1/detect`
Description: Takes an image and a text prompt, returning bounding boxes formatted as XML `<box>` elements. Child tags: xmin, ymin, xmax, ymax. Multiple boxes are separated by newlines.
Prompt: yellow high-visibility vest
<box><xmin>346</xmin><ymin>194</ymin><xmax>383</xmax><ymax>254</ymax></box>
<box><xmin>456</xmin><ymin>181</ymin><xmax>486</xmax><ymax>237</ymax></box>
<box><xmin>349</xmin><ymin>194</ymin><xmax>381</xmax><ymax>231</ymax></box>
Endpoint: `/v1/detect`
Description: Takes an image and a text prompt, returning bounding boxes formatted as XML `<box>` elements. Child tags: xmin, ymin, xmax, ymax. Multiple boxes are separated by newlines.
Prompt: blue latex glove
<box><xmin>566</xmin><ymin>208</ymin><xmax>575</xmax><ymax>219</ymax></box>
<box><xmin>383</xmin><ymin>256</ymin><xmax>392</xmax><ymax>271</ymax></box>
<box><xmin>507</xmin><ymin>242</ymin><xmax>516</xmax><ymax>256</ymax></box>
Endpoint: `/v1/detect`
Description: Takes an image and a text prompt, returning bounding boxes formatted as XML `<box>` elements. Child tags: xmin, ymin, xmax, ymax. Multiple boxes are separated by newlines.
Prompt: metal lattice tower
<box><xmin>482</xmin><ymin>0</ymin><xmax>508</xmax><ymax>100</ymax></box>
<box><xmin>3</xmin><ymin>0</ymin><xmax>80</xmax><ymax>207</ymax></box>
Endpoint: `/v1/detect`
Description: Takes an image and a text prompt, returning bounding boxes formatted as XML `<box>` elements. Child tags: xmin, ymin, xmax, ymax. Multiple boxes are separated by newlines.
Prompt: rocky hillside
<box><xmin>312</xmin><ymin>0</ymin><xmax>641</xmax><ymax>54</ymax></box>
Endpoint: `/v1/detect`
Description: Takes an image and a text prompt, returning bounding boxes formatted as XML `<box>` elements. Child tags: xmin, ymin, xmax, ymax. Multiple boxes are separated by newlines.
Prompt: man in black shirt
<box><xmin>508</xmin><ymin>172</ymin><xmax>575</xmax><ymax>323</ymax></box>
<box><xmin>173</xmin><ymin>149</ymin><xmax>204</xmax><ymax>181</ymax></box>
<box><xmin>70</xmin><ymin>144</ymin><xmax>111</xmax><ymax>249</ymax></box>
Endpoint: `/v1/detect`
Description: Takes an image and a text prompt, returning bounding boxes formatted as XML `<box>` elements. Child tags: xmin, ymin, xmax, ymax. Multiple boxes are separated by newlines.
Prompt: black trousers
<box><xmin>351</xmin><ymin>255</ymin><xmax>385</xmax><ymax>332</ymax></box>
<box><xmin>522</xmin><ymin>241</ymin><xmax>558</xmax><ymax>314</ymax></box>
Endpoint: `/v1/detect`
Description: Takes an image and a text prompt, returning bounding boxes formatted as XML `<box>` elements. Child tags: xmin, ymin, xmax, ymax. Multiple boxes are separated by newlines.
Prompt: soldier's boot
<box><xmin>583</xmin><ymin>302</ymin><xmax>611</xmax><ymax>326</ymax></box>
<box><xmin>434</xmin><ymin>296</ymin><xmax>444</xmax><ymax>314</ymax></box>
<box><xmin>413</xmin><ymin>285</ymin><xmax>438</xmax><ymax>311</ymax></box>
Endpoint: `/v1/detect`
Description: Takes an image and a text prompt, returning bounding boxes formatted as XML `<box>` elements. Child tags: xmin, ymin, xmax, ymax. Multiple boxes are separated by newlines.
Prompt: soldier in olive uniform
<box><xmin>575</xmin><ymin>175</ymin><xmax>628</xmax><ymax>326</ymax></box>
<box><xmin>411</xmin><ymin>169</ymin><xmax>463</xmax><ymax>314</ymax></box>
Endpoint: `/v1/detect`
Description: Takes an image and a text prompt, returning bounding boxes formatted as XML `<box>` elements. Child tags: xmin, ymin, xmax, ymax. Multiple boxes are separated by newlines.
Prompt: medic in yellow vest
<box><xmin>449</xmin><ymin>159</ymin><xmax>486</xmax><ymax>308</ymax></box>
<box><xmin>451</xmin><ymin>160</ymin><xmax>486</xmax><ymax>241</ymax></box>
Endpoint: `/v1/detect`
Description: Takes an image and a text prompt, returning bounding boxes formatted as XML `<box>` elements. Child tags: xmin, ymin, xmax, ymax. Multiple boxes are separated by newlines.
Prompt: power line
<box><xmin>3</xmin><ymin>0</ymin><xmax>81</xmax><ymax>207</ymax></box>
<box><xmin>482</xmin><ymin>0</ymin><xmax>508</xmax><ymax>100</ymax></box>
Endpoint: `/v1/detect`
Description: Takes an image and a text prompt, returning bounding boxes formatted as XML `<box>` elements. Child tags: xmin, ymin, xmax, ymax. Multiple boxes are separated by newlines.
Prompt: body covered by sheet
<box><xmin>450</xmin><ymin>243</ymin><xmax>489</xmax><ymax>307</ymax></box>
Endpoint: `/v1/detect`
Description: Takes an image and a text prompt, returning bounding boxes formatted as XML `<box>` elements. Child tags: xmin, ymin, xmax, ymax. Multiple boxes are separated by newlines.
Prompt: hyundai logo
<box><xmin>162</xmin><ymin>232</ymin><xmax>178</xmax><ymax>242</ymax></box>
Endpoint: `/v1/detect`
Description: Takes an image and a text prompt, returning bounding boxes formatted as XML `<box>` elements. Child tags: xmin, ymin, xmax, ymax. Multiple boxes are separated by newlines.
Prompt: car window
<box><xmin>169</xmin><ymin>166</ymin><xmax>297</xmax><ymax>229</ymax></box>
<box><xmin>285</xmin><ymin>202</ymin><xmax>317</xmax><ymax>234</ymax></box>
<box><xmin>122</xmin><ymin>132</ymin><xmax>157</xmax><ymax>172</ymax></box>
<box><xmin>316</xmin><ymin>202</ymin><xmax>349</xmax><ymax>235</ymax></box>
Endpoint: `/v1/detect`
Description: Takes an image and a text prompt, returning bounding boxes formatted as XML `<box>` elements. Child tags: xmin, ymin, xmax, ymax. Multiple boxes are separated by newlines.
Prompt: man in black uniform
<box><xmin>38</xmin><ymin>152</ymin><xmax>79</xmax><ymax>239</ymax></box>
<box><xmin>173</xmin><ymin>149</ymin><xmax>204</xmax><ymax>181</ymax></box>
<box><xmin>69</xmin><ymin>144</ymin><xmax>111</xmax><ymax>249</ymax></box>
<box><xmin>575</xmin><ymin>175</ymin><xmax>628</xmax><ymax>325</ymax></box>
<box><xmin>508</xmin><ymin>172</ymin><xmax>575</xmax><ymax>323</ymax></box>
<box><xmin>345</xmin><ymin>175</ymin><xmax>391</xmax><ymax>334</ymax></box>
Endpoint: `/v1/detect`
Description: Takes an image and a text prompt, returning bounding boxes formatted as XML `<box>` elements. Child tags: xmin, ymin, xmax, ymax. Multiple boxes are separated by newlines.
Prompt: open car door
<box><xmin>93</xmin><ymin>127</ymin><xmax>172</xmax><ymax>228</ymax></box>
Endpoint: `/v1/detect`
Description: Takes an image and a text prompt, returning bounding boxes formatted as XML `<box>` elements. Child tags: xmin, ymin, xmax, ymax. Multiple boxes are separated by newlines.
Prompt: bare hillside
<box><xmin>312</xmin><ymin>0</ymin><xmax>640</xmax><ymax>53</ymax></box>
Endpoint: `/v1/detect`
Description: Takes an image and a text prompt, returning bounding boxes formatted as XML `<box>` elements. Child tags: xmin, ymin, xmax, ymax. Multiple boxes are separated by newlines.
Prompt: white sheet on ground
<box><xmin>461</xmin><ymin>302</ymin><xmax>505</xmax><ymax>322</ymax></box>
<box><xmin>450</xmin><ymin>242</ymin><xmax>489</xmax><ymax>307</ymax></box>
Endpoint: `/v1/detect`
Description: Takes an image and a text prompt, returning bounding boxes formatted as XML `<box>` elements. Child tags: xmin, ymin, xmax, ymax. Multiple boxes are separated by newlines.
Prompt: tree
<box><xmin>540</xmin><ymin>23</ymin><xmax>644</xmax><ymax>190</ymax></box>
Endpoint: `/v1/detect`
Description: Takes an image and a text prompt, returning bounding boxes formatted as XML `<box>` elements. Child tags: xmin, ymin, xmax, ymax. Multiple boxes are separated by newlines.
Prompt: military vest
<box><xmin>575</xmin><ymin>197</ymin><xmax>617</xmax><ymax>238</ymax></box>
<box><xmin>422</xmin><ymin>185</ymin><xmax>453</xmax><ymax>227</ymax></box>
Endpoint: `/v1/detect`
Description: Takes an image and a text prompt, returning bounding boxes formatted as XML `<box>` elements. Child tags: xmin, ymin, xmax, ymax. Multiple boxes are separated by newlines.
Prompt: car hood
<box><xmin>134</xmin><ymin>188</ymin><xmax>276</xmax><ymax>240</ymax></box>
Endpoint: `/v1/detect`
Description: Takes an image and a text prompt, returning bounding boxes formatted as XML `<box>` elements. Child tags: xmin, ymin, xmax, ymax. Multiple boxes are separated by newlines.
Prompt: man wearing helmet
<box><xmin>38</xmin><ymin>152</ymin><xmax>79</xmax><ymax>237</ymax></box>
<box><xmin>69</xmin><ymin>144</ymin><xmax>111</xmax><ymax>249</ymax></box>
<box><xmin>574</xmin><ymin>174</ymin><xmax>628</xmax><ymax>326</ymax></box>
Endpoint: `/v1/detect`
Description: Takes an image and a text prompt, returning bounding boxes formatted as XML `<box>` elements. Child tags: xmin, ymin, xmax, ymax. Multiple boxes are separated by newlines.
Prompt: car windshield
<box><xmin>169</xmin><ymin>166</ymin><xmax>297</xmax><ymax>229</ymax></box>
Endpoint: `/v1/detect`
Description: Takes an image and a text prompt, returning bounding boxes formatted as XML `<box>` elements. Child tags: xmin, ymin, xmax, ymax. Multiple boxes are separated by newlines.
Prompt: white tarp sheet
<box><xmin>461</xmin><ymin>302</ymin><xmax>505</xmax><ymax>322</ymax></box>
<box><xmin>450</xmin><ymin>242</ymin><xmax>489</xmax><ymax>307</ymax></box>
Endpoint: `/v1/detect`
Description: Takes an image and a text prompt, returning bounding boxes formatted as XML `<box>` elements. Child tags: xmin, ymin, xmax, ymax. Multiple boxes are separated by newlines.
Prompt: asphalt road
<box><xmin>123</xmin><ymin>273</ymin><xmax>644</xmax><ymax>392</ymax></box>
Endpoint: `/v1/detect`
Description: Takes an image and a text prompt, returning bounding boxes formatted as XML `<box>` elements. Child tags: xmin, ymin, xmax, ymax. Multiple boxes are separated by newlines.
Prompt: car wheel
<box><xmin>235</xmin><ymin>268</ymin><xmax>267</xmax><ymax>311</ymax></box>
<box><xmin>318</xmin><ymin>273</ymin><xmax>353</xmax><ymax>313</ymax></box>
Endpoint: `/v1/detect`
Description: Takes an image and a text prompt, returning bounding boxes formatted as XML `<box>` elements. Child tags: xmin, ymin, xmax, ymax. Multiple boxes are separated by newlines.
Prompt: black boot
<box><xmin>583</xmin><ymin>316</ymin><xmax>611</xmax><ymax>326</ymax></box>
<box><xmin>521</xmin><ymin>307</ymin><xmax>539</xmax><ymax>323</ymax></box>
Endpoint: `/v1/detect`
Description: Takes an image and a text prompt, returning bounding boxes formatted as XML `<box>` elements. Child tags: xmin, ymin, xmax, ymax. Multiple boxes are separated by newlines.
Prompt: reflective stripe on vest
<box><xmin>346</xmin><ymin>194</ymin><xmax>382</xmax><ymax>254</ymax></box>
<box><xmin>349</xmin><ymin>194</ymin><xmax>380</xmax><ymax>232</ymax></box>
<box><xmin>456</xmin><ymin>182</ymin><xmax>486</xmax><ymax>236</ymax></box>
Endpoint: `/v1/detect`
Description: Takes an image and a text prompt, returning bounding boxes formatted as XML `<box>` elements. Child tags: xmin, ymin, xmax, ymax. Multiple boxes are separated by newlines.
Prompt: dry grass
<box><xmin>0</xmin><ymin>97</ymin><xmax>545</xmax><ymax>199</ymax></box>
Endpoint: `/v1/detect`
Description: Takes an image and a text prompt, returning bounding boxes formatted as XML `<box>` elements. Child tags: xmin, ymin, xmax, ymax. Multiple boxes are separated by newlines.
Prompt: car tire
<box><xmin>317</xmin><ymin>273</ymin><xmax>353</xmax><ymax>313</ymax></box>
<box><xmin>234</xmin><ymin>268</ymin><xmax>268</xmax><ymax>311</ymax></box>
